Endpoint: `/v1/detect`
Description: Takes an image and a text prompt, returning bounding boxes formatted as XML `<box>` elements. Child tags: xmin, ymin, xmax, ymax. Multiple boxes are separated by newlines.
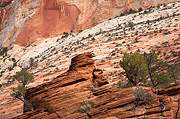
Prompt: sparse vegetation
<box><xmin>61</xmin><ymin>32</ymin><xmax>69</xmax><ymax>39</ymax></box>
<box><xmin>120</xmin><ymin>50</ymin><xmax>179</xmax><ymax>88</ymax></box>
<box><xmin>11</xmin><ymin>70</ymin><xmax>34</xmax><ymax>112</ymax></box>
<box><xmin>133</xmin><ymin>88</ymin><xmax>154</xmax><ymax>106</ymax></box>
<box><xmin>80</xmin><ymin>100</ymin><xmax>94</xmax><ymax>119</ymax></box>
<box><xmin>29</xmin><ymin>57</ymin><xmax>38</xmax><ymax>68</ymax></box>
<box><xmin>0</xmin><ymin>48</ymin><xmax>8</xmax><ymax>56</ymax></box>
<box><xmin>91</xmin><ymin>37</ymin><xmax>95</xmax><ymax>41</ymax></box>
<box><xmin>135</xmin><ymin>37</ymin><xmax>138</xmax><ymax>43</ymax></box>
<box><xmin>139</xmin><ymin>8</ymin><xmax>143</xmax><ymax>12</ymax></box>
<box><xmin>90</xmin><ymin>81</ymin><xmax>99</xmax><ymax>92</ymax></box>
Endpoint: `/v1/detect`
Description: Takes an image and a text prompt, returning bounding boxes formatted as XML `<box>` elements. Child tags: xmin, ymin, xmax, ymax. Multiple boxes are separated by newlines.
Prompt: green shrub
<box><xmin>135</xmin><ymin>37</ymin><xmax>138</xmax><ymax>43</ymax></box>
<box><xmin>120</xmin><ymin>13</ymin><xmax>125</xmax><ymax>16</ymax></box>
<box><xmin>78</xmin><ymin>30</ymin><xmax>83</xmax><ymax>33</ymax></box>
<box><xmin>128</xmin><ymin>9</ymin><xmax>136</xmax><ymax>14</ymax></box>
<box><xmin>139</xmin><ymin>8</ymin><xmax>143</xmax><ymax>12</ymax></box>
<box><xmin>11</xmin><ymin>58</ymin><xmax>16</xmax><ymax>62</ymax></box>
<box><xmin>111</xmin><ymin>53</ymin><xmax>116</xmax><ymax>56</ymax></box>
<box><xmin>0</xmin><ymin>48</ymin><xmax>8</xmax><ymax>56</ymax></box>
<box><xmin>61</xmin><ymin>32</ymin><xmax>69</xmax><ymax>39</ymax></box>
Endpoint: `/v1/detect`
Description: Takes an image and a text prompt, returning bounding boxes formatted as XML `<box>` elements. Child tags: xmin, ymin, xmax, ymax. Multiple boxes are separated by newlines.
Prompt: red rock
<box><xmin>0</xmin><ymin>0</ymin><xmax>179</xmax><ymax>47</ymax></box>
<box><xmin>13</xmin><ymin>53</ymin><xmax>180</xmax><ymax>119</ymax></box>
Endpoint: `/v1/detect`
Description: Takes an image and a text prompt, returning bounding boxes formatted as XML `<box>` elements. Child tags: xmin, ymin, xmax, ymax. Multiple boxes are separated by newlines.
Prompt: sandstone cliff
<box><xmin>0</xmin><ymin>2</ymin><xmax>180</xmax><ymax>119</ymax></box>
<box><xmin>0</xmin><ymin>0</ymin><xmax>179</xmax><ymax>47</ymax></box>
<box><xmin>12</xmin><ymin>52</ymin><xmax>180</xmax><ymax>119</ymax></box>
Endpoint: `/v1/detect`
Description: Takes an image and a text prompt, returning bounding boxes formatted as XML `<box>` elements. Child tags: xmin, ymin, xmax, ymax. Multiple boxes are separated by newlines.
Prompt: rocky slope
<box><xmin>13</xmin><ymin>52</ymin><xmax>180</xmax><ymax>119</ymax></box>
<box><xmin>0</xmin><ymin>0</ymin><xmax>179</xmax><ymax>47</ymax></box>
<box><xmin>0</xmin><ymin>2</ymin><xmax>180</xmax><ymax>119</ymax></box>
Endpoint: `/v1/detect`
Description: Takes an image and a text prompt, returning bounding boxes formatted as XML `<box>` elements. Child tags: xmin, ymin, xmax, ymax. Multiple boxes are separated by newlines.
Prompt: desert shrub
<box><xmin>139</xmin><ymin>8</ymin><xmax>143</xmax><ymax>12</ymax></box>
<box><xmin>91</xmin><ymin>37</ymin><xmax>95</xmax><ymax>41</ymax></box>
<box><xmin>157</xmin><ymin>5</ymin><xmax>160</xmax><ymax>9</ymax></box>
<box><xmin>90</xmin><ymin>81</ymin><xmax>98</xmax><ymax>92</ymax></box>
<box><xmin>11</xmin><ymin>58</ymin><xmax>16</xmax><ymax>62</ymax></box>
<box><xmin>28</xmin><ymin>57</ymin><xmax>38</xmax><ymax>68</ymax></box>
<box><xmin>128</xmin><ymin>9</ymin><xmax>136</xmax><ymax>14</ymax></box>
<box><xmin>133</xmin><ymin>88</ymin><xmax>154</xmax><ymax>106</ymax></box>
<box><xmin>163</xmin><ymin>52</ymin><xmax>166</xmax><ymax>56</ymax></box>
<box><xmin>78</xmin><ymin>30</ymin><xmax>83</xmax><ymax>33</ymax></box>
<box><xmin>135</xmin><ymin>37</ymin><xmax>138</xmax><ymax>43</ymax></box>
<box><xmin>120</xmin><ymin>13</ymin><xmax>125</xmax><ymax>16</ymax></box>
<box><xmin>116</xmin><ymin>81</ymin><xmax>122</xmax><ymax>88</ymax></box>
<box><xmin>80</xmin><ymin>100</ymin><xmax>94</xmax><ymax>119</ymax></box>
<box><xmin>61</xmin><ymin>32</ymin><xmax>69</xmax><ymax>39</ymax></box>
<box><xmin>0</xmin><ymin>48</ymin><xmax>8</xmax><ymax>56</ymax></box>
<box><xmin>128</xmin><ymin>21</ymin><xmax>134</xmax><ymax>29</ymax></box>
<box><xmin>146</xmin><ymin>20</ymin><xmax>150</xmax><ymax>24</ymax></box>
<box><xmin>111</xmin><ymin>53</ymin><xmax>116</xmax><ymax>56</ymax></box>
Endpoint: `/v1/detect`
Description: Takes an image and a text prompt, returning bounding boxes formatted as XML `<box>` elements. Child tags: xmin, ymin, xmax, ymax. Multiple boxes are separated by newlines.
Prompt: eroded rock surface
<box><xmin>0</xmin><ymin>0</ymin><xmax>179</xmax><ymax>47</ymax></box>
<box><xmin>0</xmin><ymin>2</ymin><xmax>180</xmax><ymax>119</ymax></box>
<box><xmin>13</xmin><ymin>52</ymin><xmax>180</xmax><ymax>119</ymax></box>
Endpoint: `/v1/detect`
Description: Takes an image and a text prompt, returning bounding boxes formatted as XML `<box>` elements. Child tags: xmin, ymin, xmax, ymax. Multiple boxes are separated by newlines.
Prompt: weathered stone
<box><xmin>0</xmin><ymin>0</ymin><xmax>179</xmax><ymax>47</ymax></box>
<box><xmin>13</xmin><ymin>53</ymin><xmax>180</xmax><ymax>119</ymax></box>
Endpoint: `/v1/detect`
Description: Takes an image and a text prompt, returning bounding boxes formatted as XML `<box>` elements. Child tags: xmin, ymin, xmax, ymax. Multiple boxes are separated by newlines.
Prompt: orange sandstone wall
<box><xmin>0</xmin><ymin>0</ymin><xmax>179</xmax><ymax>47</ymax></box>
<box><xmin>15</xmin><ymin>0</ymin><xmax>81</xmax><ymax>46</ymax></box>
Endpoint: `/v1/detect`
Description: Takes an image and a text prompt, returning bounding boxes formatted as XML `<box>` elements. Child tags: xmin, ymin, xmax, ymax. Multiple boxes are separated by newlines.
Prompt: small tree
<box><xmin>143</xmin><ymin>50</ymin><xmax>175</xmax><ymax>87</ymax></box>
<box><xmin>13</xmin><ymin>70</ymin><xmax>34</xmax><ymax>87</ymax></box>
<box><xmin>80</xmin><ymin>100</ymin><xmax>94</xmax><ymax>119</ymax></box>
<box><xmin>167</xmin><ymin>64</ymin><xmax>180</xmax><ymax>84</ymax></box>
<box><xmin>120</xmin><ymin>52</ymin><xmax>148</xmax><ymax>86</ymax></box>
<box><xmin>11</xmin><ymin>70</ymin><xmax>34</xmax><ymax>112</ymax></box>
<box><xmin>153</xmin><ymin>72</ymin><xmax>173</xmax><ymax>88</ymax></box>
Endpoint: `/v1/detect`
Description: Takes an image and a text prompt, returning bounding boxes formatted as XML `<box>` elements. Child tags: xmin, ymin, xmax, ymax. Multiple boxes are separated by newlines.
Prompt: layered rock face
<box><xmin>0</xmin><ymin>0</ymin><xmax>41</xmax><ymax>47</ymax></box>
<box><xmin>13</xmin><ymin>52</ymin><xmax>180</xmax><ymax>119</ymax></box>
<box><xmin>0</xmin><ymin>0</ymin><xmax>179</xmax><ymax>47</ymax></box>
